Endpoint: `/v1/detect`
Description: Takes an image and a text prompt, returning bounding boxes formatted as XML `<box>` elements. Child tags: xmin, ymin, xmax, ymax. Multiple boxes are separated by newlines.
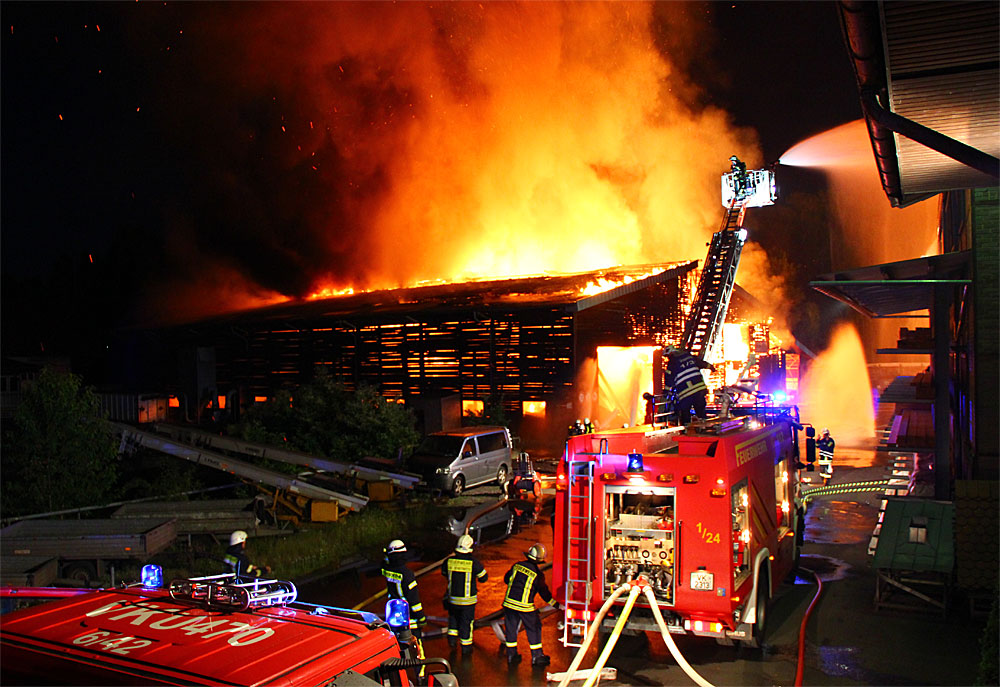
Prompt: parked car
<box><xmin>408</xmin><ymin>426</ymin><xmax>512</xmax><ymax>496</ymax></box>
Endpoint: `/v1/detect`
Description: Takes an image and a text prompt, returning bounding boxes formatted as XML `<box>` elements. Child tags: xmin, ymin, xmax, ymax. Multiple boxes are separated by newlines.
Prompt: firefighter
<box><xmin>583</xmin><ymin>418</ymin><xmax>594</xmax><ymax>434</ymax></box>
<box><xmin>817</xmin><ymin>428</ymin><xmax>835</xmax><ymax>479</ymax></box>
<box><xmin>730</xmin><ymin>155</ymin><xmax>748</xmax><ymax>195</ymax></box>
<box><xmin>223</xmin><ymin>530</ymin><xmax>269</xmax><ymax>579</ymax></box>
<box><xmin>441</xmin><ymin>534</ymin><xmax>488</xmax><ymax>655</ymax></box>
<box><xmin>381</xmin><ymin>540</ymin><xmax>427</xmax><ymax>638</ymax></box>
<box><xmin>506</xmin><ymin>454</ymin><xmax>542</xmax><ymax>533</ymax></box>
<box><xmin>663</xmin><ymin>346</ymin><xmax>716</xmax><ymax>424</ymax></box>
<box><xmin>502</xmin><ymin>543</ymin><xmax>557</xmax><ymax>666</ymax></box>
<box><xmin>643</xmin><ymin>392</ymin><xmax>656</xmax><ymax>425</ymax></box>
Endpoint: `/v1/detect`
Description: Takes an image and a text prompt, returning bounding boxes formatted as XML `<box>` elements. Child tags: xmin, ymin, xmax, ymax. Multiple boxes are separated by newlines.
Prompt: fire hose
<box><xmin>794</xmin><ymin>566</ymin><xmax>823</xmax><ymax>687</ymax></box>
<box><xmin>555</xmin><ymin>579</ymin><xmax>716</xmax><ymax>687</ymax></box>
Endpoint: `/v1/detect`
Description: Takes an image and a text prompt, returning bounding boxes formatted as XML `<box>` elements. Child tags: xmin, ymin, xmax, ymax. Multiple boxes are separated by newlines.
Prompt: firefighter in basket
<box><xmin>442</xmin><ymin>534</ymin><xmax>488</xmax><ymax>655</ymax></box>
<box><xmin>664</xmin><ymin>345</ymin><xmax>716</xmax><ymax>425</ymax></box>
<box><xmin>223</xmin><ymin>530</ymin><xmax>270</xmax><ymax>579</ymax></box>
<box><xmin>730</xmin><ymin>155</ymin><xmax>749</xmax><ymax>197</ymax></box>
<box><xmin>381</xmin><ymin>540</ymin><xmax>428</xmax><ymax>638</ymax></box>
<box><xmin>817</xmin><ymin>428</ymin><xmax>836</xmax><ymax>480</ymax></box>
<box><xmin>501</xmin><ymin>543</ymin><xmax>558</xmax><ymax>667</ymax></box>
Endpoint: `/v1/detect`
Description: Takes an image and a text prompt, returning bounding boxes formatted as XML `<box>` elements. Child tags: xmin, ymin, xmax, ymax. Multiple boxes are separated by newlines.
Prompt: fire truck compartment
<box><xmin>603</xmin><ymin>486</ymin><xmax>675</xmax><ymax>604</ymax></box>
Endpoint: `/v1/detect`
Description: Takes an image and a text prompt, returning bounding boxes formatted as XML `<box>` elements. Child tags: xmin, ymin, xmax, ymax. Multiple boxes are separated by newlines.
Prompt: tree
<box><xmin>235</xmin><ymin>377</ymin><xmax>419</xmax><ymax>464</ymax></box>
<box><xmin>1</xmin><ymin>367</ymin><xmax>118</xmax><ymax>517</ymax></box>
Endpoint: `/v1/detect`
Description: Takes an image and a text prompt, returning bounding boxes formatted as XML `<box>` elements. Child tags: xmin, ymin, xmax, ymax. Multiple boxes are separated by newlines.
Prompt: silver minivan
<box><xmin>408</xmin><ymin>426</ymin><xmax>512</xmax><ymax>496</ymax></box>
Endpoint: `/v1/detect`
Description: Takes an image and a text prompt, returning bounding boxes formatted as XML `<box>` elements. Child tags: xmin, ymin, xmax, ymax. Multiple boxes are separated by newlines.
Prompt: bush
<box><xmin>234</xmin><ymin>377</ymin><xmax>419</xmax><ymax>464</ymax></box>
<box><xmin>1</xmin><ymin>367</ymin><xmax>118</xmax><ymax>517</ymax></box>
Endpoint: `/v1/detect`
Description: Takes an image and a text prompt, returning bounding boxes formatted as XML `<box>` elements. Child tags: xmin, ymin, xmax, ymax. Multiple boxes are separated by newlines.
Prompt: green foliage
<box><xmin>119</xmin><ymin>503</ymin><xmax>447</xmax><ymax>584</ymax></box>
<box><xmin>1</xmin><ymin>367</ymin><xmax>118</xmax><ymax>517</ymax></box>
<box><xmin>234</xmin><ymin>376</ymin><xmax>419</xmax><ymax>463</ymax></box>
<box><xmin>116</xmin><ymin>449</ymin><xmax>202</xmax><ymax>502</ymax></box>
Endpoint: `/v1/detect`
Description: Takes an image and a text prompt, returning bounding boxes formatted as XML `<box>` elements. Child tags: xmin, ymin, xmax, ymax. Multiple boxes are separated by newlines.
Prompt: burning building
<box><xmin>131</xmin><ymin>262</ymin><xmax>716</xmax><ymax>435</ymax></box>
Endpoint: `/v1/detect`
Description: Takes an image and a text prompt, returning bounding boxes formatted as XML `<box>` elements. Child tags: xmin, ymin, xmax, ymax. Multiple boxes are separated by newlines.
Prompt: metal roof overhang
<box><xmin>809</xmin><ymin>250</ymin><xmax>971</xmax><ymax>317</ymax></box>
<box><xmin>839</xmin><ymin>1</ymin><xmax>1000</xmax><ymax>207</ymax></box>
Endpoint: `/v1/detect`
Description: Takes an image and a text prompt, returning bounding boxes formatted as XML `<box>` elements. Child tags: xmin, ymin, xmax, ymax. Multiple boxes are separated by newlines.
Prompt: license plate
<box><xmin>690</xmin><ymin>571</ymin><xmax>714</xmax><ymax>591</ymax></box>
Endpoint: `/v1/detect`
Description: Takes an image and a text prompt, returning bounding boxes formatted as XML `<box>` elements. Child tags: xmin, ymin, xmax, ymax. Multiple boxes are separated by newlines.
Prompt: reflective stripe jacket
<box><xmin>666</xmin><ymin>350</ymin><xmax>710</xmax><ymax>401</ymax></box>
<box><xmin>502</xmin><ymin>559</ymin><xmax>554</xmax><ymax>612</ymax></box>
<box><xmin>442</xmin><ymin>552</ymin><xmax>488</xmax><ymax>605</ymax></box>
<box><xmin>382</xmin><ymin>559</ymin><xmax>426</xmax><ymax>626</ymax></box>
<box><xmin>223</xmin><ymin>544</ymin><xmax>258</xmax><ymax>578</ymax></box>
<box><xmin>817</xmin><ymin>436</ymin><xmax>835</xmax><ymax>462</ymax></box>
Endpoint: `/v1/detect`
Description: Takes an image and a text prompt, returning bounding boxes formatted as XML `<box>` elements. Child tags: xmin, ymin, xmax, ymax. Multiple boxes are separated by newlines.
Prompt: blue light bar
<box><xmin>141</xmin><ymin>564</ymin><xmax>163</xmax><ymax>588</ymax></box>
<box><xmin>626</xmin><ymin>452</ymin><xmax>644</xmax><ymax>473</ymax></box>
<box><xmin>385</xmin><ymin>598</ymin><xmax>410</xmax><ymax>630</ymax></box>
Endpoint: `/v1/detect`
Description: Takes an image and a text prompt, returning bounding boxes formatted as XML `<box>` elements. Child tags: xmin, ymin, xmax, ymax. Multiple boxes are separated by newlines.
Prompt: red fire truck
<box><xmin>0</xmin><ymin>573</ymin><xmax>457</xmax><ymax>686</ymax></box>
<box><xmin>553</xmin><ymin>413</ymin><xmax>805</xmax><ymax>648</ymax></box>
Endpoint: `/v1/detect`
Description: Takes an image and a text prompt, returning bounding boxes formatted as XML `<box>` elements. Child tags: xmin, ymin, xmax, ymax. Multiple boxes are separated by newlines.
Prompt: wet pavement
<box><xmin>303</xmin><ymin>448</ymin><xmax>987</xmax><ymax>686</ymax></box>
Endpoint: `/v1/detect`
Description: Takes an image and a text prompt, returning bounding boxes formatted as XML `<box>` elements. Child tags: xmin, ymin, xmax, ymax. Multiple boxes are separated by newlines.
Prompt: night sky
<box><xmin>1</xmin><ymin>2</ymin><xmax>859</xmax><ymax>381</ymax></box>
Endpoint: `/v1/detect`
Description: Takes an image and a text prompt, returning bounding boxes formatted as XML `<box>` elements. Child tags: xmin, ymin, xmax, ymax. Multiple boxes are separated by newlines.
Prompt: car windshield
<box><xmin>415</xmin><ymin>435</ymin><xmax>466</xmax><ymax>457</ymax></box>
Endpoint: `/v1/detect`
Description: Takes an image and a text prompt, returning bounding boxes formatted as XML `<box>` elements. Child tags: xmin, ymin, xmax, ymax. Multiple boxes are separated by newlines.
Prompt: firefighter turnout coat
<box><xmin>666</xmin><ymin>349</ymin><xmax>710</xmax><ymax>403</ymax></box>
<box><xmin>382</xmin><ymin>556</ymin><xmax>426</xmax><ymax>630</ymax></box>
<box><xmin>502</xmin><ymin>559</ymin><xmax>555</xmax><ymax>612</ymax></box>
<box><xmin>442</xmin><ymin>552</ymin><xmax>488</xmax><ymax>606</ymax></box>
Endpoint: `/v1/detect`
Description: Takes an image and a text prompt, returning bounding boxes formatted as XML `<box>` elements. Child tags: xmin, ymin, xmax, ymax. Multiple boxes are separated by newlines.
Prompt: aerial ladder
<box><xmin>681</xmin><ymin>157</ymin><xmax>777</xmax><ymax>362</ymax></box>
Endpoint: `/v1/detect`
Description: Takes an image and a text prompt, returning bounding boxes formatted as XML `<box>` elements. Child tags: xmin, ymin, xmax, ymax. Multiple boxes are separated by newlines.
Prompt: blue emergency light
<box><xmin>626</xmin><ymin>452</ymin><xmax>644</xmax><ymax>473</ymax></box>
<box><xmin>385</xmin><ymin>598</ymin><xmax>410</xmax><ymax>631</ymax></box>
<box><xmin>773</xmin><ymin>390</ymin><xmax>787</xmax><ymax>403</ymax></box>
<box><xmin>141</xmin><ymin>564</ymin><xmax>163</xmax><ymax>588</ymax></box>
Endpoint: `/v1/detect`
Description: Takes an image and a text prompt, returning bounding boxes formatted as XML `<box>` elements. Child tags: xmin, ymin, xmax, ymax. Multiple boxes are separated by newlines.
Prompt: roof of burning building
<box><xmin>177</xmin><ymin>261</ymin><xmax>698</xmax><ymax>328</ymax></box>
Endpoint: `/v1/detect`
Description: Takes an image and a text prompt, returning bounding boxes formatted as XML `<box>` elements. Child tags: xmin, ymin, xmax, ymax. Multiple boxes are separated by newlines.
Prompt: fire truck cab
<box><xmin>554</xmin><ymin>413</ymin><xmax>804</xmax><ymax>647</ymax></box>
<box><xmin>1</xmin><ymin>573</ymin><xmax>457</xmax><ymax>686</ymax></box>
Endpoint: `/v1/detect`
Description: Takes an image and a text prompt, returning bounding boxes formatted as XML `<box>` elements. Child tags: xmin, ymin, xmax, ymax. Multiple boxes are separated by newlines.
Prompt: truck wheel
<box><xmin>750</xmin><ymin>569</ymin><xmax>770</xmax><ymax>649</ymax></box>
<box><xmin>496</xmin><ymin>464</ymin><xmax>509</xmax><ymax>485</ymax></box>
<box><xmin>451</xmin><ymin>475</ymin><xmax>465</xmax><ymax>497</ymax></box>
<box><xmin>64</xmin><ymin>562</ymin><xmax>98</xmax><ymax>587</ymax></box>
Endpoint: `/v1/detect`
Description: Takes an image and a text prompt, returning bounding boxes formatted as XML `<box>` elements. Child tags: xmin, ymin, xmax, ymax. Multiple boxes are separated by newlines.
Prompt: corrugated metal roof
<box><xmin>809</xmin><ymin>250</ymin><xmax>971</xmax><ymax>317</ymax></box>
<box><xmin>883</xmin><ymin>1</ymin><xmax>1000</xmax><ymax>196</ymax></box>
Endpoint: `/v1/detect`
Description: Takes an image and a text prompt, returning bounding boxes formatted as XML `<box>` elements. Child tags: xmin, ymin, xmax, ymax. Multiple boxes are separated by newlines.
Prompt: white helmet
<box><xmin>455</xmin><ymin>534</ymin><xmax>474</xmax><ymax>553</ymax></box>
<box><xmin>386</xmin><ymin>539</ymin><xmax>407</xmax><ymax>554</ymax></box>
<box><xmin>822</xmin><ymin>428</ymin><xmax>830</xmax><ymax>436</ymax></box>
<box><xmin>526</xmin><ymin>543</ymin><xmax>547</xmax><ymax>562</ymax></box>
<box><xmin>229</xmin><ymin>530</ymin><xmax>248</xmax><ymax>546</ymax></box>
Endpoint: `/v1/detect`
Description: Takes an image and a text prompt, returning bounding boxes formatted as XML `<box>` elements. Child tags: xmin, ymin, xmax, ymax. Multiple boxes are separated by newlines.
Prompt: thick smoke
<box><xmin>133</xmin><ymin>2</ymin><xmax>760</xmax><ymax>321</ymax></box>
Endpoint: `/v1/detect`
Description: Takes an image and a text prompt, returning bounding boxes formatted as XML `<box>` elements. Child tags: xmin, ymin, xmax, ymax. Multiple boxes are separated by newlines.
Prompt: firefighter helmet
<box><xmin>455</xmin><ymin>534</ymin><xmax>474</xmax><ymax>553</ymax></box>
<box><xmin>229</xmin><ymin>530</ymin><xmax>248</xmax><ymax>546</ymax></box>
<box><xmin>386</xmin><ymin>539</ymin><xmax>407</xmax><ymax>554</ymax></box>
<box><xmin>664</xmin><ymin>345</ymin><xmax>679</xmax><ymax>355</ymax></box>
<box><xmin>822</xmin><ymin>428</ymin><xmax>830</xmax><ymax>437</ymax></box>
<box><xmin>526</xmin><ymin>543</ymin><xmax>547</xmax><ymax>562</ymax></box>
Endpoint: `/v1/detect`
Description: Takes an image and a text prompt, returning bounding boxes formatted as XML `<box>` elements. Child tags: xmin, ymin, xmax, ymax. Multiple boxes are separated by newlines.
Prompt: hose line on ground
<box><xmin>642</xmin><ymin>585</ymin><xmax>716</xmax><ymax>687</ymax></box>
<box><xmin>794</xmin><ymin>566</ymin><xmax>823</xmax><ymax>687</ymax></box>
<box><xmin>554</xmin><ymin>582</ymin><xmax>633</xmax><ymax>687</ymax></box>
<box><xmin>580</xmin><ymin>585</ymin><xmax>642</xmax><ymax>687</ymax></box>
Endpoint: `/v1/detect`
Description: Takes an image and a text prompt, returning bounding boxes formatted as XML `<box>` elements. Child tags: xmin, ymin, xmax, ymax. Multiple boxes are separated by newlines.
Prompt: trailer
<box><xmin>0</xmin><ymin>518</ymin><xmax>176</xmax><ymax>586</ymax></box>
<box><xmin>111</xmin><ymin>499</ymin><xmax>260</xmax><ymax>538</ymax></box>
<box><xmin>554</xmin><ymin>413</ymin><xmax>804</xmax><ymax>647</ymax></box>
